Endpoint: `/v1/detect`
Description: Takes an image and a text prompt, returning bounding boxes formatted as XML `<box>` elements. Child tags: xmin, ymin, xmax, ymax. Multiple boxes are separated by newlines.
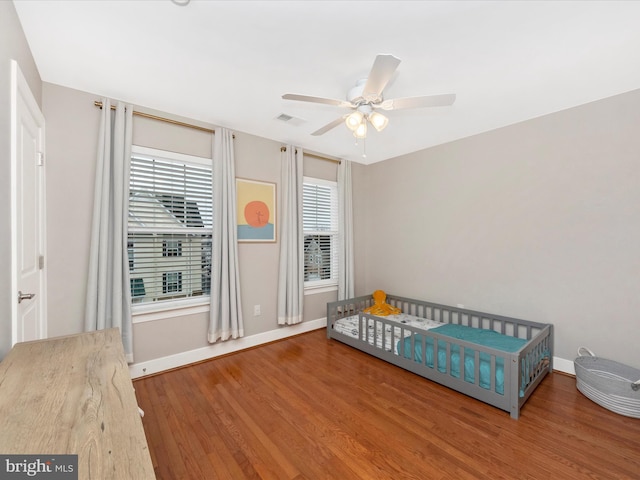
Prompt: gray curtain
<box><xmin>84</xmin><ymin>99</ymin><xmax>134</xmax><ymax>361</ymax></box>
<box><xmin>338</xmin><ymin>159</ymin><xmax>355</xmax><ymax>300</ymax></box>
<box><xmin>209</xmin><ymin>128</ymin><xmax>244</xmax><ymax>342</ymax></box>
<box><xmin>277</xmin><ymin>146</ymin><xmax>304</xmax><ymax>325</ymax></box>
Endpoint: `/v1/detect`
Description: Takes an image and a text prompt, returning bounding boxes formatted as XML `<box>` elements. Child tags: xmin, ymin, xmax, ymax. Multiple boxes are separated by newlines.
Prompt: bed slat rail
<box><xmin>326</xmin><ymin>295</ymin><xmax>375</xmax><ymax>339</ymax></box>
<box><xmin>517</xmin><ymin>324</ymin><xmax>554</xmax><ymax>408</ymax></box>
<box><xmin>383</xmin><ymin>294</ymin><xmax>545</xmax><ymax>340</ymax></box>
<box><xmin>356</xmin><ymin>311</ymin><xmax>518</xmax><ymax>412</ymax></box>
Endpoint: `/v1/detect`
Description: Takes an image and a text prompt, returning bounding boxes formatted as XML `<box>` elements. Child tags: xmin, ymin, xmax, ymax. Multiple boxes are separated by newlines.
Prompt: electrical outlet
<box><xmin>253</xmin><ymin>304</ymin><xmax>261</xmax><ymax>316</ymax></box>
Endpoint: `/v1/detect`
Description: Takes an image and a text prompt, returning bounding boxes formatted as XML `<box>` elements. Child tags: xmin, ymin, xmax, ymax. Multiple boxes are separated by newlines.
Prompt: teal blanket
<box><xmin>398</xmin><ymin>324</ymin><xmax>527</xmax><ymax>395</ymax></box>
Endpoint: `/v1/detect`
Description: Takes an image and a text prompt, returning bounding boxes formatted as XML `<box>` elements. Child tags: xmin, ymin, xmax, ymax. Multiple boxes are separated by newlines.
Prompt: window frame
<box><xmin>128</xmin><ymin>145</ymin><xmax>213</xmax><ymax>323</ymax></box>
<box><xmin>302</xmin><ymin>176</ymin><xmax>339</xmax><ymax>295</ymax></box>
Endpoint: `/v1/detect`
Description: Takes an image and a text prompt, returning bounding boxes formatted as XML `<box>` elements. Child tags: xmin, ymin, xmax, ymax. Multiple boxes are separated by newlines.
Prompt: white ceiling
<box><xmin>13</xmin><ymin>0</ymin><xmax>640</xmax><ymax>165</ymax></box>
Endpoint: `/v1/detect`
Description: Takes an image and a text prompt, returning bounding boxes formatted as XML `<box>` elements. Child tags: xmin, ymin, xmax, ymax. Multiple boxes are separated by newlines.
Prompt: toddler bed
<box><xmin>327</xmin><ymin>294</ymin><xmax>553</xmax><ymax>419</ymax></box>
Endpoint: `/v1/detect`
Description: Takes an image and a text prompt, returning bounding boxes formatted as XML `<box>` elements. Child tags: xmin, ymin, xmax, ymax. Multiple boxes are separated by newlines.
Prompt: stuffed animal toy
<box><xmin>363</xmin><ymin>290</ymin><xmax>401</xmax><ymax>316</ymax></box>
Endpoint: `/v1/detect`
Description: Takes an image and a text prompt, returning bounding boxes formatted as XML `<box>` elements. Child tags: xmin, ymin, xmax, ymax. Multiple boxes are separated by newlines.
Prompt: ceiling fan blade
<box><xmin>362</xmin><ymin>54</ymin><xmax>401</xmax><ymax>99</ymax></box>
<box><xmin>311</xmin><ymin>116</ymin><xmax>346</xmax><ymax>136</ymax></box>
<box><xmin>378</xmin><ymin>93</ymin><xmax>456</xmax><ymax>111</ymax></box>
<box><xmin>282</xmin><ymin>93</ymin><xmax>352</xmax><ymax>108</ymax></box>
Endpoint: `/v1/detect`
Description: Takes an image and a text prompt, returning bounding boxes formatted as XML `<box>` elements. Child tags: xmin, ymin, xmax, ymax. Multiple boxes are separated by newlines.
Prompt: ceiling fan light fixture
<box><xmin>282</xmin><ymin>54</ymin><xmax>456</xmax><ymax>151</ymax></box>
<box><xmin>353</xmin><ymin>121</ymin><xmax>367</xmax><ymax>139</ymax></box>
<box><xmin>368</xmin><ymin>111</ymin><xmax>389</xmax><ymax>132</ymax></box>
<box><xmin>345</xmin><ymin>111</ymin><xmax>364</xmax><ymax>131</ymax></box>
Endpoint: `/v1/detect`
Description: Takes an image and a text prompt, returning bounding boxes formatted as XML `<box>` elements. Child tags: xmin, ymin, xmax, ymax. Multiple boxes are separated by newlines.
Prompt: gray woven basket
<box><xmin>574</xmin><ymin>347</ymin><xmax>640</xmax><ymax>418</ymax></box>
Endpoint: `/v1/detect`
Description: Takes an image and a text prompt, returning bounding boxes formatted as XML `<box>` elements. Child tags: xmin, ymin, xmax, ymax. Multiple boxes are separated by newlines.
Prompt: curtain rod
<box><xmin>94</xmin><ymin>100</ymin><xmax>216</xmax><ymax>135</ymax></box>
<box><xmin>280</xmin><ymin>146</ymin><xmax>341</xmax><ymax>164</ymax></box>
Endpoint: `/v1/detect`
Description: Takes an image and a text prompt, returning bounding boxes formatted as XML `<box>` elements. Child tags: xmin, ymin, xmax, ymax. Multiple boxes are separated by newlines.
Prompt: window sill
<box><xmin>132</xmin><ymin>297</ymin><xmax>210</xmax><ymax>324</ymax></box>
<box><xmin>304</xmin><ymin>284</ymin><xmax>338</xmax><ymax>296</ymax></box>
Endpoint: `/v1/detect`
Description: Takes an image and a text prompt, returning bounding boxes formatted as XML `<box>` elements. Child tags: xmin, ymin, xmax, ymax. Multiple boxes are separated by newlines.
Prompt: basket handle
<box><xmin>577</xmin><ymin>346</ymin><xmax>596</xmax><ymax>357</ymax></box>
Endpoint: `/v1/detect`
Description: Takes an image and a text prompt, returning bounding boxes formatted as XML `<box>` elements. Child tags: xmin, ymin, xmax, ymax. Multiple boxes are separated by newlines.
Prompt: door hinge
<box><xmin>38</xmin><ymin>255</ymin><xmax>44</xmax><ymax>270</ymax></box>
<box><xmin>37</xmin><ymin>152</ymin><xmax>44</xmax><ymax>166</ymax></box>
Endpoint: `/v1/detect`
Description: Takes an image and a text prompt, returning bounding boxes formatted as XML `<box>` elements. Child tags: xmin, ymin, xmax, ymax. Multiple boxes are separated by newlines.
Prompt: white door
<box><xmin>11</xmin><ymin>60</ymin><xmax>46</xmax><ymax>344</ymax></box>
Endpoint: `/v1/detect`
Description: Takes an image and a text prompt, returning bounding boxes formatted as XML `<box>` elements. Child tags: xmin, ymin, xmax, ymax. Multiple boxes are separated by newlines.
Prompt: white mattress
<box><xmin>333</xmin><ymin>313</ymin><xmax>444</xmax><ymax>354</ymax></box>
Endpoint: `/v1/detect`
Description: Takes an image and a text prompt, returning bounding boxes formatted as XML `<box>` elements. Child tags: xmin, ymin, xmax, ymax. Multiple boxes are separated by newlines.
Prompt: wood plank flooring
<box><xmin>134</xmin><ymin>329</ymin><xmax>640</xmax><ymax>479</ymax></box>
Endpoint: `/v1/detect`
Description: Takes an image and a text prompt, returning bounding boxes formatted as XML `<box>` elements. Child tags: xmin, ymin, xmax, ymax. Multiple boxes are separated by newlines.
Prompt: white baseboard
<box><xmin>129</xmin><ymin>317</ymin><xmax>327</xmax><ymax>379</ymax></box>
<box><xmin>130</xmin><ymin>318</ymin><xmax>576</xmax><ymax>380</ymax></box>
<box><xmin>553</xmin><ymin>356</ymin><xmax>575</xmax><ymax>376</ymax></box>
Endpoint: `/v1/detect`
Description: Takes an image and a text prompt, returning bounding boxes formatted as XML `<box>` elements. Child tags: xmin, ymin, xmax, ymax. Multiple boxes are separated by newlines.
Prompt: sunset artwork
<box><xmin>244</xmin><ymin>200</ymin><xmax>269</xmax><ymax>228</ymax></box>
<box><xmin>236</xmin><ymin>179</ymin><xmax>276</xmax><ymax>242</ymax></box>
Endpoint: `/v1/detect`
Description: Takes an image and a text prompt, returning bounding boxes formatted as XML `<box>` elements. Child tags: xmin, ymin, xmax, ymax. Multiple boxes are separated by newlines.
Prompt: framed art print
<box><xmin>236</xmin><ymin>178</ymin><xmax>276</xmax><ymax>242</ymax></box>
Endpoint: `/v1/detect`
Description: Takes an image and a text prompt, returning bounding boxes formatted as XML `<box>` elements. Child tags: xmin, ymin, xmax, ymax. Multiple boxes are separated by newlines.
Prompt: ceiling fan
<box><xmin>282</xmin><ymin>54</ymin><xmax>456</xmax><ymax>139</ymax></box>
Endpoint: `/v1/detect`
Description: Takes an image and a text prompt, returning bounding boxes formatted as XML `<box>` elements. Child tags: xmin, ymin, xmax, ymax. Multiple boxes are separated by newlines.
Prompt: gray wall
<box><xmin>0</xmin><ymin>1</ymin><xmax>42</xmax><ymax>358</ymax></box>
<box><xmin>42</xmin><ymin>82</ymin><xmax>336</xmax><ymax>364</ymax></box>
<box><xmin>353</xmin><ymin>89</ymin><xmax>640</xmax><ymax>369</ymax></box>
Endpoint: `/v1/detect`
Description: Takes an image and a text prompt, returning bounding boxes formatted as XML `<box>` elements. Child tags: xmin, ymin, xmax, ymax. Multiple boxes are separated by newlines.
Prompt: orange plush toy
<box><xmin>363</xmin><ymin>290</ymin><xmax>401</xmax><ymax>316</ymax></box>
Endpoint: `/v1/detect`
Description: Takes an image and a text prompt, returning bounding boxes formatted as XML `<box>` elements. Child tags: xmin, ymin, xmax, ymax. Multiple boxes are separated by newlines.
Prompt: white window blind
<box><xmin>128</xmin><ymin>148</ymin><xmax>212</xmax><ymax>305</ymax></box>
<box><xmin>303</xmin><ymin>177</ymin><xmax>338</xmax><ymax>286</ymax></box>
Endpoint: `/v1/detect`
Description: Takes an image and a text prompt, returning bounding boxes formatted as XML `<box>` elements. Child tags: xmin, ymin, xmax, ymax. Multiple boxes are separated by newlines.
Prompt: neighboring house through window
<box><xmin>128</xmin><ymin>146</ymin><xmax>212</xmax><ymax>309</ymax></box>
<box><xmin>303</xmin><ymin>177</ymin><xmax>339</xmax><ymax>291</ymax></box>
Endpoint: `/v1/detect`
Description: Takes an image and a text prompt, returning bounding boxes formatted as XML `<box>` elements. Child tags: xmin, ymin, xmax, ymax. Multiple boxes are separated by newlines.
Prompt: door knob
<box><xmin>18</xmin><ymin>291</ymin><xmax>36</xmax><ymax>303</ymax></box>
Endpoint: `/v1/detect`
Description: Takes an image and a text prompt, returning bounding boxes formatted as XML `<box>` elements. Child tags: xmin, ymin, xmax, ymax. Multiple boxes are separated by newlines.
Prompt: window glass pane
<box><xmin>303</xmin><ymin>182</ymin><xmax>338</xmax><ymax>231</ymax></box>
<box><xmin>302</xmin><ymin>178</ymin><xmax>338</xmax><ymax>285</ymax></box>
<box><xmin>128</xmin><ymin>148</ymin><xmax>212</xmax><ymax>306</ymax></box>
<box><xmin>304</xmin><ymin>234</ymin><xmax>334</xmax><ymax>281</ymax></box>
<box><xmin>129</xmin><ymin>155</ymin><xmax>212</xmax><ymax>230</ymax></box>
<box><xmin>129</xmin><ymin>233</ymin><xmax>211</xmax><ymax>303</ymax></box>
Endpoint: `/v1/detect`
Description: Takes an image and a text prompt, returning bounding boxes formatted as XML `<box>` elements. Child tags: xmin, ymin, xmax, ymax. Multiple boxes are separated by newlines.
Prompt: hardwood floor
<box><xmin>134</xmin><ymin>329</ymin><xmax>640</xmax><ymax>479</ymax></box>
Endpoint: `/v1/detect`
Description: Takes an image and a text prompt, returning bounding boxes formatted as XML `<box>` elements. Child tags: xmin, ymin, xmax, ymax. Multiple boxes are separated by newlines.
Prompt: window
<box><xmin>303</xmin><ymin>177</ymin><xmax>338</xmax><ymax>289</ymax></box>
<box><xmin>128</xmin><ymin>146</ymin><xmax>212</xmax><ymax>307</ymax></box>
<box><xmin>163</xmin><ymin>239</ymin><xmax>182</xmax><ymax>257</ymax></box>
<box><xmin>127</xmin><ymin>241</ymin><xmax>134</xmax><ymax>271</ymax></box>
<box><xmin>130</xmin><ymin>278</ymin><xmax>145</xmax><ymax>300</ymax></box>
<box><xmin>163</xmin><ymin>272</ymin><xmax>183</xmax><ymax>294</ymax></box>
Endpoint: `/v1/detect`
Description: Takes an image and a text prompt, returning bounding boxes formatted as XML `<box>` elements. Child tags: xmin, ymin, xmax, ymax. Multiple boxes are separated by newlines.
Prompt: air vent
<box><xmin>276</xmin><ymin>113</ymin><xmax>306</xmax><ymax>126</ymax></box>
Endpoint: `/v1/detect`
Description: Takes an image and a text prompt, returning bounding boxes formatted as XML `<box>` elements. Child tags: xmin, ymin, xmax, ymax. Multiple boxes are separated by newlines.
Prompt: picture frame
<box><xmin>236</xmin><ymin>178</ymin><xmax>276</xmax><ymax>243</ymax></box>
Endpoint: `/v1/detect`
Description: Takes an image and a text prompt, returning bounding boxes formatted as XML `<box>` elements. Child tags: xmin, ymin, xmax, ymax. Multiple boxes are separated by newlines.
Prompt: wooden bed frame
<box><xmin>327</xmin><ymin>294</ymin><xmax>553</xmax><ymax>419</ymax></box>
